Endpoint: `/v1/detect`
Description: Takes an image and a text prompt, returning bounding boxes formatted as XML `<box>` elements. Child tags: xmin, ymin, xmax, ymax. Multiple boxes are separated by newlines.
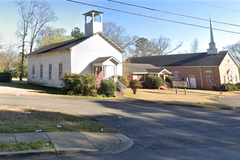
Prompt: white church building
<box><xmin>28</xmin><ymin>10</ymin><xmax>124</xmax><ymax>88</ymax></box>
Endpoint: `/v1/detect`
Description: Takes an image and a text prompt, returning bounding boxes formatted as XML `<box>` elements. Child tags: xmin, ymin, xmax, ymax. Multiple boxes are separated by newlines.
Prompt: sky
<box><xmin>0</xmin><ymin>0</ymin><xmax>240</xmax><ymax>54</ymax></box>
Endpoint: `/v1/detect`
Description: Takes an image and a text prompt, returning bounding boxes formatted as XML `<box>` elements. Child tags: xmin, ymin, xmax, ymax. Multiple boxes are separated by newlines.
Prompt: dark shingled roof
<box><xmin>128</xmin><ymin>51</ymin><xmax>229</xmax><ymax>67</ymax></box>
<box><xmin>29</xmin><ymin>32</ymin><xmax>124</xmax><ymax>55</ymax></box>
<box><xmin>128</xmin><ymin>63</ymin><xmax>162</xmax><ymax>73</ymax></box>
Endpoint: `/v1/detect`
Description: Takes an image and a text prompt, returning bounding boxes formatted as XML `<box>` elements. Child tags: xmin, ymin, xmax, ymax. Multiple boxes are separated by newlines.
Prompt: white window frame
<box><xmin>40</xmin><ymin>64</ymin><xmax>43</xmax><ymax>79</ymax></box>
<box><xmin>59</xmin><ymin>63</ymin><xmax>63</xmax><ymax>80</ymax></box>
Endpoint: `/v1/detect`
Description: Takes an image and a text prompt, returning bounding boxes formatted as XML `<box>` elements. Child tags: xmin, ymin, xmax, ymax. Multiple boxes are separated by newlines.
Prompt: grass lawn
<box><xmin>0</xmin><ymin>105</ymin><xmax>117</xmax><ymax>133</ymax></box>
<box><xmin>0</xmin><ymin>141</ymin><xmax>54</xmax><ymax>152</ymax></box>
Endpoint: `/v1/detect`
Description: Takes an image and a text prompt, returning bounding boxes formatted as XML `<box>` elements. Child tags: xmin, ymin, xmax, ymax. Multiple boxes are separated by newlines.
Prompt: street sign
<box><xmin>172</xmin><ymin>81</ymin><xmax>188</xmax><ymax>88</ymax></box>
<box><xmin>172</xmin><ymin>78</ymin><xmax>188</xmax><ymax>81</ymax></box>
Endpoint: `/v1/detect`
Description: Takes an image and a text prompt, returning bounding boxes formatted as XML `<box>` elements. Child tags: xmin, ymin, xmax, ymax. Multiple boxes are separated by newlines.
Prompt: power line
<box><xmin>67</xmin><ymin>0</ymin><xmax>240</xmax><ymax>35</ymax></box>
<box><xmin>189</xmin><ymin>0</ymin><xmax>240</xmax><ymax>13</ymax></box>
<box><xmin>108</xmin><ymin>0</ymin><xmax>240</xmax><ymax>28</ymax></box>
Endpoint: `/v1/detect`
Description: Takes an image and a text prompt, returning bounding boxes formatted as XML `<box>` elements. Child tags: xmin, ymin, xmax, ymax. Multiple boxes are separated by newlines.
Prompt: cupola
<box><xmin>83</xmin><ymin>10</ymin><xmax>104</xmax><ymax>37</ymax></box>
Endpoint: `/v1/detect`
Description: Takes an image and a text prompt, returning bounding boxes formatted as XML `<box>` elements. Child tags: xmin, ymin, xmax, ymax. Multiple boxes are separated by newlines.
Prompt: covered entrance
<box><xmin>92</xmin><ymin>56</ymin><xmax>121</xmax><ymax>84</ymax></box>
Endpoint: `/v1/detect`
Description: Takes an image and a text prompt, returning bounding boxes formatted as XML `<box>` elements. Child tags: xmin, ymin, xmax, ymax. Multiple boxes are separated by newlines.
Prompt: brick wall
<box><xmin>164</xmin><ymin>66</ymin><xmax>220</xmax><ymax>90</ymax></box>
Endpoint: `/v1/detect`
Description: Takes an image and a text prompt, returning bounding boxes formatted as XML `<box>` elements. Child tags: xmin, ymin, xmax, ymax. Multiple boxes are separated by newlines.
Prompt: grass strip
<box><xmin>0</xmin><ymin>141</ymin><xmax>54</xmax><ymax>152</ymax></box>
<box><xmin>0</xmin><ymin>106</ymin><xmax>117</xmax><ymax>133</ymax></box>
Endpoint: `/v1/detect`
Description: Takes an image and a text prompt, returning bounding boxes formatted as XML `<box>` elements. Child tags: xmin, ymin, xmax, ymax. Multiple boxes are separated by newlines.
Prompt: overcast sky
<box><xmin>0</xmin><ymin>0</ymin><xmax>240</xmax><ymax>54</ymax></box>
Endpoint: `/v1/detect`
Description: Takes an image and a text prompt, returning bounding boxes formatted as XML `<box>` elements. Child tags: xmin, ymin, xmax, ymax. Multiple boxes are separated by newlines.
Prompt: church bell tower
<box><xmin>83</xmin><ymin>10</ymin><xmax>104</xmax><ymax>37</ymax></box>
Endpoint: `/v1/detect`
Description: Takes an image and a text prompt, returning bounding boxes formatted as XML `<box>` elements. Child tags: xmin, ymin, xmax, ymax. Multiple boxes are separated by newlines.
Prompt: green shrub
<box><xmin>146</xmin><ymin>76</ymin><xmax>162</xmax><ymax>89</ymax></box>
<box><xmin>11</xmin><ymin>71</ymin><xmax>20</xmax><ymax>78</ymax></box>
<box><xmin>129</xmin><ymin>80</ymin><xmax>142</xmax><ymax>94</ymax></box>
<box><xmin>61</xmin><ymin>72</ymin><xmax>98</xmax><ymax>96</ymax></box>
<box><xmin>165</xmin><ymin>76</ymin><xmax>173</xmax><ymax>88</ymax></box>
<box><xmin>129</xmin><ymin>80</ymin><xmax>142</xmax><ymax>89</ymax></box>
<box><xmin>100</xmin><ymin>80</ymin><xmax>116</xmax><ymax>97</ymax></box>
<box><xmin>220</xmin><ymin>83</ymin><xmax>238</xmax><ymax>91</ymax></box>
<box><xmin>117</xmin><ymin>75</ymin><xmax>129</xmax><ymax>86</ymax></box>
<box><xmin>236</xmin><ymin>83</ymin><xmax>240</xmax><ymax>90</ymax></box>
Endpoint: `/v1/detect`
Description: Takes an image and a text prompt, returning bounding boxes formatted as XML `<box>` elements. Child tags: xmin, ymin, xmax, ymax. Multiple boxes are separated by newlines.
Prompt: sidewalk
<box><xmin>0</xmin><ymin>132</ymin><xmax>134</xmax><ymax>158</ymax></box>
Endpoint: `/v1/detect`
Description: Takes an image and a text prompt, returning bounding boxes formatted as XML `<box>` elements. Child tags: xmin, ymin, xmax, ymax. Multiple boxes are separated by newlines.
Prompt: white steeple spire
<box><xmin>207</xmin><ymin>16</ymin><xmax>218</xmax><ymax>54</ymax></box>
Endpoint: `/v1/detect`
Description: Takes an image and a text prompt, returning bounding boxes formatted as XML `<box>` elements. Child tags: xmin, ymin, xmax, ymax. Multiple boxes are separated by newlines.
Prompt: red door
<box><xmin>94</xmin><ymin>67</ymin><xmax>102</xmax><ymax>79</ymax></box>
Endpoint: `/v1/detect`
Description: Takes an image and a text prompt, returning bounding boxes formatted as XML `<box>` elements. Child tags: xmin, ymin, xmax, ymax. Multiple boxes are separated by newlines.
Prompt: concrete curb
<box><xmin>113</xmin><ymin>134</ymin><xmax>134</xmax><ymax>154</ymax></box>
<box><xmin>56</xmin><ymin>148</ymin><xmax>99</xmax><ymax>155</ymax></box>
<box><xmin>0</xmin><ymin>149</ymin><xmax>56</xmax><ymax>158</ymax></box>
<box><xmin>0</xmin><ymin>133</ymin><xmax>134</xmax><ymax>158</ymax></box>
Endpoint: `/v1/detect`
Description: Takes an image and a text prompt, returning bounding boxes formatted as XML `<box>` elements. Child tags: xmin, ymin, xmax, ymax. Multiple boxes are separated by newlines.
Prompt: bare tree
<box><xmin>103</xmin><ymin>22</ymin><xmax>138</xmax><ymax>50</ymax></box>
<box><xmin>0</xmin><ymin>47</ymin><xmax>21</xmax><ymax>72</ymax></box>
<box><xmin>190</xmin><ymin>38</ymin><xmax>199</xmax><ymax>53</ymax></box>
<box><xmin>150</xmin><ymin>36</ymin><xmax>182</xmax><ymax>55</ymax></box>
<box><xmin>223</xmin><ymin>41</ymin><xmax>240</xmax><ymax>65</ymax></box>
<box><xmin>129</xmin><ymin>36</ymin><xmax>182</xmax><ymax>57</ymax></box>
<box><xmin>15</xmin><ymin>0</ymin><xmax>57</xmax><ymax>76</ymax></box>
<box><xmin>0</xmin><ymin>34</ymin><xmax>3</xmax><ymax>50</ymax></box>
<box><xmin>29</xmin><ymin>1</ymin><xmax>57</xmax><ymax>53</ymax></box>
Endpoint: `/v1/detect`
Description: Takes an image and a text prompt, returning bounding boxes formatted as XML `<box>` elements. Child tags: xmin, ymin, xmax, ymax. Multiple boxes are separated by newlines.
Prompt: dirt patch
<box><xmin>125</xmin><ymin>88</ymin><xmax>240</xmax><ymax>109</ymax></box>
<box><xmin>0</xmin><ymin>81</ymin><xmax>61</xmax><ymax>96</ymax></box>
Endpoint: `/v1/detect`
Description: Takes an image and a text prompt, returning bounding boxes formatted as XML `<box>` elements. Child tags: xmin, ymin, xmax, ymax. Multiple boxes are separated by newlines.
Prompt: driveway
<box><xmin>1</xmin><ymin>94</ymin><xmax>240</xmax><ymax>160</ymax></box>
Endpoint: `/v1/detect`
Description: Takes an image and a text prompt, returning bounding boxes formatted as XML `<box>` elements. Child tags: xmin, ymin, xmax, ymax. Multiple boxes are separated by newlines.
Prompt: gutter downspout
<box><xmin>199</xmin><ymin>67</ymin><xmax>204</xmax><ymax>89</ymax></box>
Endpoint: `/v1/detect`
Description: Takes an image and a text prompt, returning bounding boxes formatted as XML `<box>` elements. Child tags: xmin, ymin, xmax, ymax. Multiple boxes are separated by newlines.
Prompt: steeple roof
<box><xmin>207</xmin><ymin>17</ymin><xmax>218</xmax><ymax>54</ymax></box>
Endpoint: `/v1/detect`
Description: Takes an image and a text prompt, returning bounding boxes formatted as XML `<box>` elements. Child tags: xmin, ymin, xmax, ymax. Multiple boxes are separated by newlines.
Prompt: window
<box><xmin>139</xmin><ymin>75</ymin><xmax>145</xmax><ymax>81</ymax></box>
<box><xmin>207</xmin><ymin>76</ymin><xmax>213</xmax><ymax>85</ymax></box>
<box><xmin>59</xmin><ymin>63</ymin><xmax>63</xmax><ymax>79</ymax></box>
<box><xmin>32</xmin><ymin>65</ymin><xmax>35</xmax><ymax>79</ymax></box>
<box><xmin>133</xmin><ymin>75</ymin><xmax>138</xmax><ymax>80</ymax></box>
<box><xmin>40</xmin><ymin>65</ymin><xmax>43</xmax><ymax>79</ymax></box>
<box><xmin>49</xmin><ymin>64</ymin><xmax>52</xmax><ymax>80</ymax></box>
<box><xmin>236</xmin><ymin>75</ymin><xmax>238</xmax><ymax>83</ymax></box>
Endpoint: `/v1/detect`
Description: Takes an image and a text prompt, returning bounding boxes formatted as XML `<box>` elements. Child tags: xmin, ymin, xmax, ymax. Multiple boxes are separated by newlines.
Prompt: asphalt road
<box><xmin>1</xmin><ymin>94</ymin><xmax>240</xmax><ymax>160</ymax></box>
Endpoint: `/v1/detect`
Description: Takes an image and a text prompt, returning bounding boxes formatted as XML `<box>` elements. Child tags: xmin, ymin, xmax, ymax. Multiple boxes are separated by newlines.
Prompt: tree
<box><xmin>71</xmin><ymin>27</ymin><xmax>85</xmax><ymax>39</ymax></box>
<box><xmin>0</xmin><ymin>34</ymin><xmax>3</xmax><ymax>50</ymax></box>
<box><xmin>0</xmin><ymin>47</ymin><xmax>21</xmax><ymax>72</ymax></box>
<box><xmin>223</xmin><ymin>41</ymin><xmax>240</xmax><ymax>65</ymax></box>
<box><xmin>150</xmin><ymin>36</ymin><xmax>182</xmax><ymax>55</ymax></box>
<box><xmin>36</xmin><ymin>27</ymin><xmax>73</xmax><ymax>49</ymax></box>
<box><xmin>129</xmin><ymin>36</ymin><xmax>182</xmax><ymax>57</ymax></box>
<box><xmin>15</xmin><ymin>0</ymin><xmax>57</xmax><ymax>76</ymax></box>
<box><xmin>103</xmin><ymin>22</ymin><xmax>138</xmax><ymax>50</ymax></box>
<box><xmin>133</xmin><ymin>37</ymin><xmax>151</xmax><ymax>57</ymax></box>
<box><xmin>190</xmin><ymin>38</ymin><xmax>199</xmax><ymax>53</ymax></box>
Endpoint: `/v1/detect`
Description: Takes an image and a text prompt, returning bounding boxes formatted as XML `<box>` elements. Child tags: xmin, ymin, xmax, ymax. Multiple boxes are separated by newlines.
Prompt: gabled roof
<box><xmin>29</xmin><ymin>32</ymin><xmax>124</xmax><ymax>55</ymax></box>
<box><xmin>128</xmin><ymin>63</ymin><xmax>160</xmax><ymax>73</ymax></box>
<box><xmin>128</xmin><ymin>63</ymin><xmax>171</xmax><ymax>74</ymax></box>
<box><xmin>92</xmin><ymin>56</ymin><xmax>121</xmax><ymax>65</ymax></box>
<box><xmin>128</xmin><ymin>51</ymin><xmax>229</xmax><ymax>67</ymax></box>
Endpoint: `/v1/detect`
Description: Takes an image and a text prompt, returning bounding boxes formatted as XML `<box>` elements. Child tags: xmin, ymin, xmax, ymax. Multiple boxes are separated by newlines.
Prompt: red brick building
<box><xmin>126</xmin><ymin>20</ymin><xmax>240</xmax><ymax>90</ymax></box>
<box><xmin>127</xmin><ymin>51</ymin><xmax>239</xmax><ymax>90</ymax></box>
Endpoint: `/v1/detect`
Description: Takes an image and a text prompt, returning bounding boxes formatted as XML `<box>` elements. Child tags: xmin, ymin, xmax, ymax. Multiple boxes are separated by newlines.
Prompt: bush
<box><xmin>146</xmin><ymin>76</ymin><xmax>162</xmax><ymax>89</ymax></box>
<box><xmin>165</xmin><ymin>76</ymin><xmax>173</xmax><ymax>88</ymax></box>
<box><xmin>117</xmin><ymin>75</ymin><xmax>129</xmax><ymax>86</ymax></box>
<box><xmin>220</xmin><ymin>83</ymin><xmax>238</xmax><ymax>91</ymax></box>
<box><xmin>129</xmin><ymin>80</ymin><xmax>142</xmax><ymax>94</ymax></box>
<box><xmin>0</xmin><ymin>73</ymin><xmax>11</xmax><ymax>82</ymax></box>
<box><xmin>129</xmin><ymin>80</ymin><xmax>142</xmax><ymax>89</ymax></box>
<box><xmin>11</xmin><ymin>71</ymin><xmax>20</xmax><ymax>78</ymax></box>
<box><xmin>61</xmin><ymin>72</ymin><xmax>98</xmax><ymax>96</ymax></box>
<box><xmin>100</xmin><ymin>80</ymin><xmax>116</xmax><ymax>97</ymax></box>
<box><xmin>236</xmin><ymin>83</ymin><xmax>240</xmax><ymax>90</ymax></box>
